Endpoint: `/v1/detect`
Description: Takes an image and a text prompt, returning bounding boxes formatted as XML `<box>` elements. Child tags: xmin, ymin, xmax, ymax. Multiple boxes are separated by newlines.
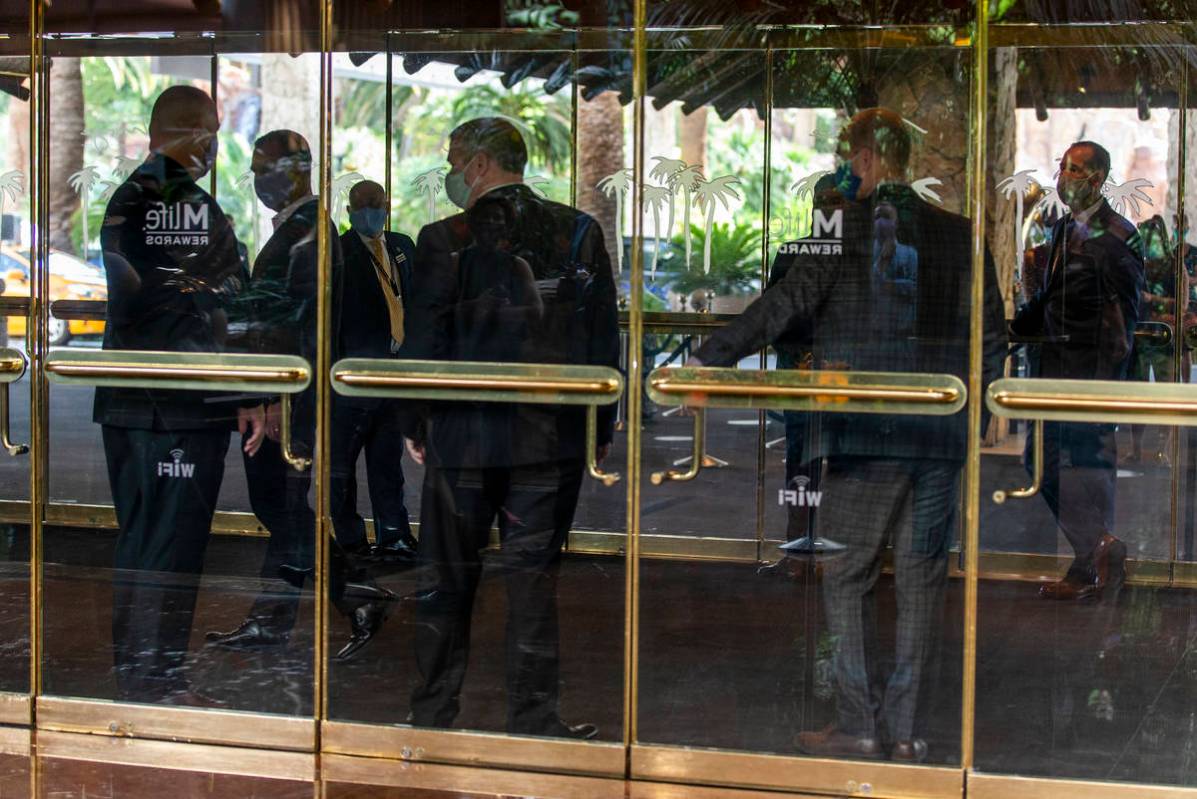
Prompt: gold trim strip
<box><xmin>37</xmin><ymin>731</ymin><xmax>315</xmax><ymax>782</ymax></box>
<box><xmin>337</xmin><ymin>373</ymin><xmax>620</xmax><ymax>395</ymax></box>
<box><xmin>36</xmin><ymin>697</ymin><xmax>316</xmax><ymax>752</ymax></box>
<box><xmin>320</xmin><ymin>720</ymin><xmax>625</xmax><ymax>777</ymax></box>
<box><xmin>321</xmin><ymin>753</ymin><xmax>625</xmax><ymax>798</ymax></box>
<box><xmin>967</xmin><ymin>772</ymin><xmax>1197</xmax><ymax>799</ymax></box>
<box><xmin>0</xmin><ymin>692</ymin><xmax>30</xmax><ymax>726</ymax></box>
<box><xmin>0</xmin><ymin>726</ymin><xmax>29</xmax><ymax>758</ymax></box>
<box><xmin>45</xmin><ymin>363</ymin><xmax>307</xmax><ymax>385</ymax></box>
<box><xmin>630</xmin><ymin>743</ymin><xmax>962</xmax><ymax>799</ymax></box>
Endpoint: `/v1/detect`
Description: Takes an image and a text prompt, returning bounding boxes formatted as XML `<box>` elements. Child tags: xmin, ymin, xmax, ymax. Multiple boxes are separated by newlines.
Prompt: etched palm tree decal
<box><xmin>114</xmin><ymin>154</ymin><xmax>142</xmax><ymax>180</ymax></box>
<box><xmin>997</xmin><ymin>169</ymin><xmax>1041</xmax><ymax>258</ymax></box>
<box><xmin>97</xmin><ymin>178</ymin><xmax>120</xmax><ymax>204</ymax></box>
<box><xmin>693</xmin><ymin>175</ymin><xmax>742</xmax><ymax>274</ymax></box>
<box><xmin>412</xmin><ymin>167</ymin><xmax>445</xmax><ymax>225</ymax></box>
<box><xmin>236</xmin><ymin>170</ymin><xmax>260</xmax><ymax>255</ymax></box>
<box><xmin>650</xmin><ymin>156</ymin><xmax>687</xmax><ymax>241</ymax></box>
<box><xmin>0</xmin><ymin>170</ymin><xmax>24</xmax><ymax>239</ymax></box>
<box><xmin>1031</xmin><ymin>186</ymin><xmax>1071</xmax><ymax>223</ymax></box>
<box><xmin>673</xmin><ymin>165</ymin><xmax>704</xmax><ymax>270</ymax></box>
<box><xmin>1104</xmin><ymin>178</ymin><xmax>1154</xmax><ymax>218</ymax></box>
<box><xmin>597</xmin><ymin>167</ymin><xmax>633</xmax><ymax>274</ymax></box>
<box><xmin>790</xmin><ymin>170</ymin><xmax>831</xmax><ymax>202</ymax></box>
<box><xmin>68</xmin><ymin>166</ymin><xmax>102</xmax><ymax>258</ymax></box>
<box><xmin>911</xmin><ymin>177</ymin><xmax>945</xmax><ymax>206</ymax></box>
<box><xmin>643</xmin><ymin>184</ymin><xmax>670</xmax><ymax>280</ymax></box>
<box><xmin>332</xmin><ymin>171</ymin><xmax>365</xmax><ymax>227</ymax></box>
<box><xmin>525</xmin><ymin>175</ymin><xmax>550</xmax><ymax>198</ymax></box>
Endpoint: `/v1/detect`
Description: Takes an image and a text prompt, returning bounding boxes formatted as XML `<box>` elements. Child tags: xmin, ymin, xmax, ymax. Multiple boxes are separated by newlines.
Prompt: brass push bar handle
<box><xmin>331</xmin><ymin>358</ymin><xmax>623</xmax><ymax>485</ymax></box>
<box><xmin>45</xmin><ymin>350</ymin><xmax>312</xmax><ymax>471</ymax></box>
<box><xmin>0</xmin><ymin>350</ymin><xmax>27</xmax><ymax>457</ymax></box>
<box><xmin>993</xmin><ymin>419</ymin><xmax>1042</xmax><ymax>504</ymax></box>
<box><xmin>651</xmin><ymin>408</ymin><xmax>704</xmax><ymax>485</ymax></box>
<box><xmin>987</xmin><ymin>377</ymin><xmax>1197</xmax><ymax>426</ymax></box>
<box><xmin>647</xmin><ymin>367</ymin><xmax>967</xmax><ymax>414</ymax></box>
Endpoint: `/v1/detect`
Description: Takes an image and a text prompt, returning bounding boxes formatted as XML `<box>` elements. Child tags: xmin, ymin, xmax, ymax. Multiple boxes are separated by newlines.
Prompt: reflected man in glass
<box><xmin>97</xmin><ymin>85</ymin><xmax>265</xmax><ymax>703</ymax></box>
<box><xmin>403</xmin><ymin>117</ymin><xmax>618</xmax><ymax>738</ymax></box>
<box><xmin>1011</xmin><ymin>141</ymin><xmax>1145</xmax><ymax>601</ymax></box>
<box><xmin>689</xmin><ymin>108</ymin><xmax>1007</xmax><ymax>761</ymax></box>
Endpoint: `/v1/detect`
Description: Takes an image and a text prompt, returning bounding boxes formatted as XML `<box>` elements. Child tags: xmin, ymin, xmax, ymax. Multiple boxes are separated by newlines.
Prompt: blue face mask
<box><xmin>832</xmin><ymin>161</ymin><xmax>862</xmax><ymax>202</ymax></box>
<box><xmin>349</xmin><ymin>207</ymin><xmax>388</xmax><ymax>238</ymax></box>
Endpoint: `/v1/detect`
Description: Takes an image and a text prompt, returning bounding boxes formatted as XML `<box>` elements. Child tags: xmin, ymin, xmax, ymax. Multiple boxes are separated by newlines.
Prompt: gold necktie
<box><xmin>368</xmin><ymin>236</ymin><xmax>405</xmax><ymax>347</ymax></box>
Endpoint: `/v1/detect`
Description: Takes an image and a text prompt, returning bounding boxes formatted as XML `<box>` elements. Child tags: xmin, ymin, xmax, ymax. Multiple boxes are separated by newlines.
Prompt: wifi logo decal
<box><xmin>156</xmin><ymin>448</ymin><xmax>196</xmax><ymax>478</ymax></box>
<box><xmin>779</xmin><ymin>475</ymin><xmax>822</xmax><ymax>507</ymax></box>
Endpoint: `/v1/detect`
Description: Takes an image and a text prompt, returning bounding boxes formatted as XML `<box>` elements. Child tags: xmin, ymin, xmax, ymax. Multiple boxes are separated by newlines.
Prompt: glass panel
<box><xmin>0</xmin><ymin>0</ymin><xmax>31</xmax><ymax>697</ymax></box>
<box><xmin>323</xmin><ymin>3</ymin><xmax>628</xmax><ymax>741</ymax></box>
<box><xmin>635</xmin><ymin>0</ymin><xmax>983</xmax><ymax>770</ymax></box>
<box><xmin>41</xmin><ymin>2</ymin><xmax>321</xmax><ymax>713</ymax></box>
<box><xmin>976</xmin><ymin>12</ymin><xmax>1197</xmax><ymax>787</ymax></box>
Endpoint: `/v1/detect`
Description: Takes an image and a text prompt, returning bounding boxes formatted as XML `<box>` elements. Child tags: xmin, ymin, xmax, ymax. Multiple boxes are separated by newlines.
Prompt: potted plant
<box><xmin>662</xmin><ymin>221</ymin><xmax>762</xmax><ymax>313</ymax></box>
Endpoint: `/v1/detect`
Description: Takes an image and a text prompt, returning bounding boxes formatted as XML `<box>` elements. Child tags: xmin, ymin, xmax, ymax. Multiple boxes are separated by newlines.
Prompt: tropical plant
<box><xmin>997</xmin><ymin>168</ymin><xmax>1041</xmax><ymax>258</ymax></box>
<box><xmin>1104</xmin><ymin>177</ymin><xmax>1154</xmax><ymax>218</ymax></box>
<box><xmin>665</xmin><ymin>222</ymin><xmax>761</xmax><ymax>297</ymax></box>
<box><xmin>68</xmin><ymin>165</ymin><xmax>102</xmax><ymax>258</ymax></box>
<box><xmin>412</xmin><ymin>166</ymin><xmax>445</xmax><ymax>225</ymax></box>
<box><xmin>642</xmin><ymin>184</ymin><xmax>670</xmax><ymax>279</ymax></box>
<box><xmin>597</xmin><ymin>167</ymin><xmax>632</xmax><ymax>274</ymax></box>
<box><xmin>505</xmin><ymin>0</ymin><xmax>580</xmax><ymax>28</ymax></box>
<box><xmin>0</xmin><ymin>170</ymin><xmax>24</xmax><ymax>237</ymax></box>
<box><xmin>693</xmin><ymin>174</ymin><xmax>742</xmax><ymax>274</ymax></box>
<box><xmin>450</xmin><ymin>83</ymin><xmax>572</xmax><ymax>173</ymax></box>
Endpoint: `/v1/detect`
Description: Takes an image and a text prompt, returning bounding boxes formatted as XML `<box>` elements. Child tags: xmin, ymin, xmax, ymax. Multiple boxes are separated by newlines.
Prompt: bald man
<box><xmin>97</xmin><ymin>85</ymin><xmax>263</xmax><ymax>704</ymax></box>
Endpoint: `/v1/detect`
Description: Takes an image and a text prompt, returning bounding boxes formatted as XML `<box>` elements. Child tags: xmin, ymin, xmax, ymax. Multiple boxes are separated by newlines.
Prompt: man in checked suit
<box><xmin>402</xmin><ymin>117</ymin><xmax>618</xmax><ymax>738</ymax></box>
<box><xmin>1011</xmin><ymin>141</ymin><xmax>1145</xmax><ymax>602</ymax></box>
<box><xmin>689</xmin><ymin>108</ymin><xmax>1007</xmax><ymax>762</ymax></box>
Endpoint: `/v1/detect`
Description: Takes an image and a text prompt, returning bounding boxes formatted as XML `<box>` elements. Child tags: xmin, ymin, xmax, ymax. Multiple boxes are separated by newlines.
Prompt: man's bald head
<box><xmin>348</xmin><ymin>180</ymin><xmax>386</xmax><ymax>211</ymax></box>
<box><xmin>148</xmin><ymin>86</ymin><xmax>219</xmax><ymax>179</ymax></box>
<box><xmin>250</xmin><ymin>129</ymin><xmax>314</xmax><ymax>211</ymax></box>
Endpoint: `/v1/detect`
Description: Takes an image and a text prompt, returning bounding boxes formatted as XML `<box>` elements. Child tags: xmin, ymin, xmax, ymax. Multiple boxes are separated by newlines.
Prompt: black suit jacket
<box><xmin>1012</xmin><ymin>199</ymin><xmax>1145</xmax><ymax>381</ymax></box>
<box><xmin>695</xmin><ymin>183</ymin><xmax>1007</xmax><ymax>464</ymax></box>
<box><xmin>407</xmin><ymin>183</ymin><xmax>619</xmax><ymax>468</ymax></box>
<box><xmin>337</xmin><ymin>229</ymin><xmax>415</xmax><ymax>359</ymax></box>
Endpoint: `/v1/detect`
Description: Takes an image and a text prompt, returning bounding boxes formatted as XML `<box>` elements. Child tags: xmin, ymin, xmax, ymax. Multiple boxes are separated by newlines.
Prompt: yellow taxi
<box><xmin>0</xmin><ymin>243</ymin><xmax>107</xmax><ymax>345</ymax></box>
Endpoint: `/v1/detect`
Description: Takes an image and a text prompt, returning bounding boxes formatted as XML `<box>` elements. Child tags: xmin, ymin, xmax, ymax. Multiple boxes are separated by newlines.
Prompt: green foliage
<box><xmin>450</xmin><ymin>83</ymin><xmax>572</xmax><ymax>173</ymax></box>
<box><xmin>505</xmin><ymin>1</ymin><xmax>580</xmax><ymax>29</ymax></box>
<box><xmin>664</xmin><ymin>222</ymin><xmax>762</xmax><ymax>296</ymax></box>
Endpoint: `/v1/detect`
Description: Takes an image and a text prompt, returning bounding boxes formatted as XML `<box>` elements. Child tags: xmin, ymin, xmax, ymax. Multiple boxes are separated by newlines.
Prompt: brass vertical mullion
<box><xmin>384</xmin><ymin>34</ymin><xmax>393</xmax><ymax>232</ymax></box>
<box><xmin>1170</xmin><ymin>60</ymin><xmax>1188</xmax><ymax>580</ymax></box>
<box><xmin>209</xmin><ymin>53</ymin><xmax>218</xmax><ymax>198</ymax></box>
<box><xmin>28</xmin><ymin>0</ymin><xmax>45</xmax><ymax>713</ymax></box>
<box><xmin>315</xmin><ymin>0</ymin><xmax>334</xmax><ymax>735</ymax></box>
<box><xmin>754</xmin><ymin>47</ymin><xmax>773</xmax><ymax>564</ymax></box>
<box><xmin>960</xmin><ymin>0</ymin><xmax>989</xmax><ymax>776</ymax></box>
<box><xmin>624</xmin><ymin>0</ymin><xmax>647</xmax><ymax>756</ymax></box>
<box><xmin>570</xmin><ymin>44</ymin><xmax>579</xmax><ymax>209</ymax></box>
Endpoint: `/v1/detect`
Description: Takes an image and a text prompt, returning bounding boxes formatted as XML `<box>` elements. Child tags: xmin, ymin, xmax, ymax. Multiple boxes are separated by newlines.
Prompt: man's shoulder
<box><xmin>1096</xmin><ymin>203</ymin><xmax>1141</xmax><ymax>250</ymax></box>
<box><xmin>384</xmin><ymin>230</ymin><xmax>416</xmax><ymax>250</ymax></box>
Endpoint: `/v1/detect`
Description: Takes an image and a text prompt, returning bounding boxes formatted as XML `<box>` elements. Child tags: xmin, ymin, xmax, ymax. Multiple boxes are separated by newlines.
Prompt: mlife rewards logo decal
<box><xmin>145</xmin><ymin>201</ymin><xmax>209</xmax><ymax>246</ymax></box>
<box><xmin>778</xmin><ymin>208</ymin><xmax>843</xmax><ymax>256</ymax></box>
<box><xmin>779</xmin><ymin>475</ymin><xmax>822</xmax><ymax>507</ymax></box>
<box><xmin>157</xmin><ymin>448</ymin><xmax>196</xmax><ymax>478</ymax></box>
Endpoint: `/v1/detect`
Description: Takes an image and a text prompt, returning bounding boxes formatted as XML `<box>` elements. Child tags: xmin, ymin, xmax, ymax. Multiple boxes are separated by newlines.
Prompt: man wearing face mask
<box><xmin>402</xmin><ymin>117</ymin><xmax>617</xmax><ymax>739</ymax></box>
<box><xmin>97</xmin><ymin>85</ymin><xmax>265</xmax><ymax>703</ymax></box>
<box><xmin>1011</xmin><ymin>141</ymin><xmax>1145</xmax><ymax>601</ymax></box>
<box><xmin>331</xmin><ymin>180</ymin><xmax>417</xmax><ymax>566</ymax></box>
<box><xmin>207</xmin><ymin>129</ymin><xmax>334</xmax><ymax>650</ymax></box>
<box><xmin>688</xmin><ymin>108</ymin><xmax>1007</xmax><ymax>761</ymax></box>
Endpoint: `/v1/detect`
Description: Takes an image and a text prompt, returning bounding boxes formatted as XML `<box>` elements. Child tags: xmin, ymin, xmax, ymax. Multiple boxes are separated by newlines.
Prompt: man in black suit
<box><xmin>98</xmin><ymin>85</ymin><xmax>265</xmax><ymax>703</ymax></box>
<box><xmin>1011</xmin><ymin>140</ymin><xmax>1145</xmax><ymax>601</ymax></box>
<box><xmin>332</xmin><ymin>179</ymin><xmax>417</xmax><ymax>565</ymax></box>
<box><xmin>690</xmin><ymin>108</ymin><xmax>1007</xmax><ymax>761</ymax></box>
<box><xmin>403</xmin><ymin>117</ymin><xmax>618</xmax><ymax>738</ymax></box>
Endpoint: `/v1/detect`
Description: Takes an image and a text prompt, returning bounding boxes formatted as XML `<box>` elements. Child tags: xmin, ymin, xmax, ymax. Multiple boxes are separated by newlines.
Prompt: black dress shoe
<box><xmin>334</xmin><ymin>599</ymin><xmax>392</xmax><ymax>661</ymax></box>
<box><xmin>205</xmin><ymin>619</ymin><xmax>289</xmax><ymax>650</ymax></box>
<box><xmin>531</xmin><ymin>718</ymin><xmax>599</xmax><ymax>739</ymax></box>
<box><xmin>368</xmin><ymin>535</ymin><xmax>419</xmax><ymax>564</ymax></box>
<box><xmin>278</xmin><ymin>564</ymin><xmax>313</xmax><ymax>588</ymax></box>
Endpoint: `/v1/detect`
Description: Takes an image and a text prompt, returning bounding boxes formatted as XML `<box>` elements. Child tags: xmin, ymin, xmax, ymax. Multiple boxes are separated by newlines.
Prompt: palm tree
<box><xmin>996</xmin><ymin>169</ymin><xmax>1041</xmax><ymax>265</ymax></box>
<box><xmin>597</xmin><ymin>168</ymin><xmax>633</xmax><ymax>274</ymax></box>
<box><xmin>643</xmin><ymin>184</ymin><xmax>670</xmax><ymax>280</ymax></box>
<box><xmin>1032</xmin><ymin>186</ymin><xmax>1070</xmax><ymax>223</ymax></box>
<box><xmin>693</xmin><ymin>175</ymin><xmax>742</xmax><ymax>275</ymax></box>
<box><xmin>1104</xmin><ymin>177</ymin><xmax>1154</xmax><ymax>218</ymax></box>
<box><xmin>649</xmin><ymin>156</ymin><xmax>687</xmax><ymax>241</ymax></box>
<box><xmin>911</xmin><ymin>177</ymin><xmax>944</xmax><ymax>205</ymax></box>
<box><xmin>673</xmin><ymin>165</ymin><xmax>704</xmax><ymax>269</ymax></box>
<box><xmin>68</xmin><ymin>165</ymin><xmax>102</xmax><ymax>260</ymax></box>
<box><xmin>332</xmin><ymin>171</ymin><xmax>366</xmax><ymax>227</ymax></box>
<box><xmin>0</xmin><ymin>170</ymin><xmax>24</xmax><ymax>240</ymax></box>
<box><xmin>412</xmin><ymin>167</ymin><xmax>445</xmax><ymax>225</ymax></box>
<box><xmin>236</xmin><ymin>170</ymin><xmax>260</xmax><ymax>256</ymax></box>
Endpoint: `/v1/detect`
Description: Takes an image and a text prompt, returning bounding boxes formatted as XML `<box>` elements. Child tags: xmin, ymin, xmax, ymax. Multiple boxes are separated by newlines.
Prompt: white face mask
<box><xmin>444</xmin><ymin>153</ymin><xmax>480</xmax><ymax>209</ymax></box>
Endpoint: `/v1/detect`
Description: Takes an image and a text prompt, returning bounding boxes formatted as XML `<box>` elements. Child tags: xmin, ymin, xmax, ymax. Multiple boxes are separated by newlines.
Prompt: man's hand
<box><xmin>238</xmin><ymin>405</ymin><xmax>267</xmax><ymax>456</ymax></box>
<box><xmin>405</xmin><ymin>437</ymin><xmax>425</xmax><ymax>465</ymax></box>
<box><xmin>265</xmin><ymin>401</ymin><xmax>283</xmax><ymax>442</ymax></box>
<box><xmin>596</xmin><ymin>443</ymin><xmax>611</xmax><ymax>463</ymax></box>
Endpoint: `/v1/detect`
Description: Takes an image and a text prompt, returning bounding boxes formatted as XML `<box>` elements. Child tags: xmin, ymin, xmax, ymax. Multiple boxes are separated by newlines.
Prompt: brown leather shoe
<box><xmin>1037</xmin><ymin>576</ymin><xmax>1098</xmax><ymax>601</ymax></box>
<box><xmin>1093</xmin><ymin>534</ymin><xmax>1127</xmax><ymax>592</ymax></box>
<box><xmin>890</xmin><ymin>739</ymin><xmax>928</xmax><ymax>763</ymax></box>
<box><xmin>796</xmin><ymin>725</ymin><xmax>883</xmax><ymax>759</ymax></box>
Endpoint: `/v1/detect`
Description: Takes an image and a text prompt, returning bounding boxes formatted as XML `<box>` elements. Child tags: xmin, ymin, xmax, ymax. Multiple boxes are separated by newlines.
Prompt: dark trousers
<box><xmin>330</xmin><ymin>399</ymin><xmax>411</xmax><ymax>549</ymax></box>
<box><xmin>103</xmin><ymin>425</ymin><xmax>228</xmax><ymax>701</ymax></box>
<box><xmin>410</xmin><ymin>458</ymin><xmax>584</xmax><ymax>734</ymax></box>
<box><xmin>783</xmin><ymin>411</ymin><xmax>820</xmax><ymax>540</ymax></box>
<box><xmin>816</xmin><ymin>457</ymin><xmax>958</xmax><ymax>743</ymax></box>
<box><xmin>1029</xmin><ymin>421</ymin><xmax>1117</xmax><ymax>580</ymax></box>
<box><xmin>243</xmin><ymin>434</ymin><xmax>314</xmax><ymax>635</ymax></box>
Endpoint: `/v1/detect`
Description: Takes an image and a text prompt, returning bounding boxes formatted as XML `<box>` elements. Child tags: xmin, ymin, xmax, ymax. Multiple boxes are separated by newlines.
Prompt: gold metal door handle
<box><xmin>651</xmin><ymin>409</ymin><xmax>704</xmax><ymax>485</ymax></box>
<box><xmin>586</xmin><ymin>406</ymin><xmax>620</xmax><ymax>486</ymax></box>
<box><xmin>994</xmin><ymin>419</ymin><xmax>1042</xmax><ymax>504</ymax></box>
<box><xmin>0</xmin><ymin>350</ymin><xmax>27</xmax><ymax>457</ymax></box>
<box><xmin>987</xmin><ymin>377</ymin><xmax>1197</xmax><ymax>426</ymax></box>
<box><xmin>279</xmin><ymin>393</ymin><xmax>310</xmax><ymax>472</ymax></box>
